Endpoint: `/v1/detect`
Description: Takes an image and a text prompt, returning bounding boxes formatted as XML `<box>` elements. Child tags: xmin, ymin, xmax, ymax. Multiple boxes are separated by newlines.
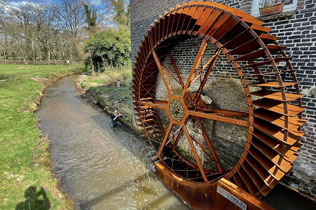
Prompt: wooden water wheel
<box><xmin>132</xmin><ymin>1</ymin><xmax>305</xmax><ymax>201</ymax></box>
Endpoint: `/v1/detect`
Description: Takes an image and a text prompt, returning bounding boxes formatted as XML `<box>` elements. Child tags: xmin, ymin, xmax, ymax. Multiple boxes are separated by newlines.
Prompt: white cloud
<box><xmin>7</xmin><ymin>1</ymin><xmax>39</xmax><ymax>8</ymax></box>
<box><xmin>91</xmin><ymin>0</ymin><xmax>102</xmax><ymax>6</ymax></box>
<box><xmin>99</xmin><ymin>12</ymin><xmax>115</xmax><ymax>28</ymax></box>
<box><xmin>1</xmin><ymin>1</ymin><xmax>40</xmax><ymax>13</ymax></box>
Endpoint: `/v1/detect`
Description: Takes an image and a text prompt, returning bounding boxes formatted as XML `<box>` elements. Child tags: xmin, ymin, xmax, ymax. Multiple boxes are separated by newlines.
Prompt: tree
<box><xmin>83</xmin><ymin>3</ymin><xmax>97</xmax><ymax>36</ymax></box>
<box><xmin>58</xmin><ymin>0</ymin><xmax>85</xmax><ymax>61</ymax></box>
<box><xmin>8</xmin><ymin>4</ymin><xmax>39</xmax><ymax>61</ymax></box>
<box><xmin>111</xmin><ymin>0</ymin><xmax>130</xmax><ymax>27</ymax></box>
<box><xmin>84</xmin><ymin>28</ymin><xmax>131</xmax><ymax>72</ymax></box>
<box><xmin>101</xmin><ymin>0</ymin><xmax>130</xmax><ymax>27</ymax></box>
<box><xmin>32</xmin><ymin>4</ymin><xmax>61</xmax><ymax>61</ymax></box>
<box><xmin>58</xmin><ymin>0</ymin><xmax>85</xmax><ymax>38</ymax></box>
<box><xmin>0</xmin><ymin>1</ymin><xmax>86</xmax><ymax>62</ymax></box>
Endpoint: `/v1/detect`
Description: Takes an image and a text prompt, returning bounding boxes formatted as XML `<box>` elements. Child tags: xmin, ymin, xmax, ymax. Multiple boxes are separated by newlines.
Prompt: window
<box><xmin>251</xmin><ymin>0</ymin><xmax>298</xmax><ymax>17</ymax></box>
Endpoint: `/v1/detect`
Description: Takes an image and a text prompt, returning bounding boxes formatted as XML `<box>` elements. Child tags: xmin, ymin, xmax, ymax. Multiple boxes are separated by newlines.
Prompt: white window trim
<box><xmin>251</xmin><ymin>0</ymin><xmax>298</xmax><ymax>17</ymax></box>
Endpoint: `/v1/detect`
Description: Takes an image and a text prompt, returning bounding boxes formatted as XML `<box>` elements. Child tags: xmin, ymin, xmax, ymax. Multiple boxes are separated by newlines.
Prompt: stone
<box><xmin>301</xmin><ymin>87</ymin><xmax>316</xmax><ymax>98</ymax></box>
<box><xmin>201</xmin><ymin>94</ymin><xmax>212</xmax><ymax>105</ymax></box>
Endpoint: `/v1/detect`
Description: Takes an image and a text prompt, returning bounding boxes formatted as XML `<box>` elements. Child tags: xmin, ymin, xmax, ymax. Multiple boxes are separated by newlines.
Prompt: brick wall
<box><xmin>131</xmin><ymin>0</ymin><xmax>249</xmax><ymax>66</ymax></box>
<box><xmin>131</xmin><ymin>0</ymin><xmax>316</xmax><ymax>198</ymax></box>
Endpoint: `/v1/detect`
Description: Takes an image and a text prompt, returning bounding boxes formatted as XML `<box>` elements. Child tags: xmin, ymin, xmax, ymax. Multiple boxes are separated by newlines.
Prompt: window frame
<box><xmin>251</xmin><ymin>0</ymin><xmax>298</xmax><ymax>17</ymax></box>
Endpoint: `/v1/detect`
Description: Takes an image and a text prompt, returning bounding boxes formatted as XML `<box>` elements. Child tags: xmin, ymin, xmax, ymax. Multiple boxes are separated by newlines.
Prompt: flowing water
<box><xmin>37</xmin><ymin>76</ymin><xmax>316</xmax><ymax>210</ymax></box>
<box><xmin>37</xmin><ymin>76</ymin><xmax>188</xmax><ymax>210</ymax></box>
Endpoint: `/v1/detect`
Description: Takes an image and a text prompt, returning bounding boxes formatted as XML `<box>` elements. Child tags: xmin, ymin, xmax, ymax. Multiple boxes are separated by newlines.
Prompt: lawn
<box><xmin>0</xmin><ymin>64</ymin><xmax>83</xmax><ymax>209</ymax></box>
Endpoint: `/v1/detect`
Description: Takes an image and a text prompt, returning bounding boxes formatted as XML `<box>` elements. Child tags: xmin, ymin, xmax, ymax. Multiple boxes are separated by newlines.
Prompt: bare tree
<box><xmin>32</xmin><ymin>4</ymin><xmax>60</xmax><ymax>61</ymax></box>
<box><xmin>0</xmin><ymin>0</ymin><xmax>97</xmax><ymax>63</ymax></box>
<box><xmin>58</xmin><ymin>0</ymin><xmax>85</xmax><ymax>38</ymax></box>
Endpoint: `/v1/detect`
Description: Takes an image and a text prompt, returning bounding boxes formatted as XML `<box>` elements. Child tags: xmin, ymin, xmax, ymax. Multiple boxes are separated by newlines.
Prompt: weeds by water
<box><xmin>0</xmin><ymin>64</ymin><xmax>83</xmax><ymax>209</ymax></box>
<box><xmin>79</xmin><ymin>65</ymin><xmax>132</xmax><ymax>90</ymax></box>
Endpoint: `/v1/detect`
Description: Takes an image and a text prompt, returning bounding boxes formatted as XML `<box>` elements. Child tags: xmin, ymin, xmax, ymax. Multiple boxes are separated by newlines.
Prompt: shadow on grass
<box><xmin>16</xmin><ymin>186</ymin><xmax>50</xmax><ymax>210</ymax></box>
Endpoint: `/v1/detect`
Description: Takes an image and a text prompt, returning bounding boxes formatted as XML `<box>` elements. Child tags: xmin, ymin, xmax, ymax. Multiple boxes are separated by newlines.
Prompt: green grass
<box><xmin>0</xmin><ymin>64</ymin><xmax>83</xmax><ymax>209</ymax></box>
<box><xmin>80</xmin><ymin>65</ymin><xmax>132</xmax><ymax>90</ymax></box>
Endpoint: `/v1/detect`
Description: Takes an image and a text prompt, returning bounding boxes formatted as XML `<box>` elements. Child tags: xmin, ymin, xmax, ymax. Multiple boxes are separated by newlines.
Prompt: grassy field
<box><xmin>0</xmin><ymin>64</ymin><xmax>83</xmax><ymax>209</ymax></box>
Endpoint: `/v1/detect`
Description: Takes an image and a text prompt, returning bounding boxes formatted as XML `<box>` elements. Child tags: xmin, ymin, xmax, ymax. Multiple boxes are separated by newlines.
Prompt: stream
<box><xmin>37</xmin><ymin>76</ymin><xmax>188</xmax><ymax>210</ymax></box>
<box><xmin>37</xmin><ymin>76</ymin><xmax>316</xmax><ymax>210</ymax></box>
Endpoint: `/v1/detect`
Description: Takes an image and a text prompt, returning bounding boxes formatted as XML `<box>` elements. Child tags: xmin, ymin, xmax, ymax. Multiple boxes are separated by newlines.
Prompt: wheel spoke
<box><xmin>152</xmin><ymin>49</ymin><xmax>173</xmax><ymax>95</ymax></box>
<box><xmin>140</xmin><ymin>99</ymin><xmax>168</xmax><ymax>110</ymax></box>
<box><xmin>161</xmin><ymin>63</ymin><xmax>182</xmax><ymax>85</ymax></box>
<box><xmin>183</xmin><ymin>39</ymin><xmax>208</xmax><ymax>93</ymax></box>
<box><xmin>183</xmin><ymin>125</ymin><xmax>208</xmax><ymax>182</ymax></box>
<box><xmin>187</xmin><ymin>132</ymin><xmax>215</xmax><ymax>164</ymax></box>
<box><xmin>189</xmin><ymin>110</ymin><xmax>249</xmax><ymax>127</ymax></box>
<box><xmin>156</xmin><ymin>123</ymin><xmax>173</xmax><ymax>159</ymax></box>
<box><xmin>202</xmin><ymin>50</ymin><xmax>221</xmax><ymax>70</ymax></box>
<box><xmin>196</xmin><ymin>120</ymin><xmax>223</xmax><ymax>173</ymax></box>
<box><xmin>171</xmin><ymin>126</ymin><xmax>184</xmax><ymax>152</ymax></box>
<box><xmin>193</xmin><ymin>49</ymin><xmax>221</xmax><ymax>104</ymax></box>
<box><xmin>171</xmin><ymin>117</ymin><xmax>191</xmax><ymax>152</ymax></box>
<box><xmin>168</xmin><ymin>53</ymin><xmax>185</xmax><ymax>88</ymax></box>
<box><xmin>195</xmin><ymin>106</ymin><xmax>249</xmax><ymax>117</ymax></box>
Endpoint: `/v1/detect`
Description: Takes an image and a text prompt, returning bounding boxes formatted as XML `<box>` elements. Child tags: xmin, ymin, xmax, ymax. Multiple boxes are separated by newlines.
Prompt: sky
<box><xmin>4</xmin><ymin>0</ymin><xmax>106</xmax><ymax>10</ymax></box>
<box><xmin>4</xmin><ymin>0</ymin><xmax>128</xmax><ymax>9</ymax></box>
<box><xmin>3</xmin><ymin>0</ymin><xmax>129</xmax><ymax>21</ymax></box>
<box><xmin>1</xmin><ymin>0</ymin><xmax>127</xmax><ymax>27</ymax></box>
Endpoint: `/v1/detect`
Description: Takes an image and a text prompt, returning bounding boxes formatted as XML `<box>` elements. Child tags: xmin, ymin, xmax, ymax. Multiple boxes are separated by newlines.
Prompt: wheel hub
<box><xmin>169</xmin><ymin>99</ymin><xmax>184</xmax><ymax>122</ymax></box>
<box><xmin>167</xmin><ymin>96</ymin><xmax>189</xmax><ymax>125</ymax></box>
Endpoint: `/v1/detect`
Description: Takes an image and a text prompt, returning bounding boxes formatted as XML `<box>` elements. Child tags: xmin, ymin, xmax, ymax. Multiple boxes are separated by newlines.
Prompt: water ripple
<box><xmin>37</xmin><ymin>77</ymin><xmax>188</xmax><ymax>210</ymax></box>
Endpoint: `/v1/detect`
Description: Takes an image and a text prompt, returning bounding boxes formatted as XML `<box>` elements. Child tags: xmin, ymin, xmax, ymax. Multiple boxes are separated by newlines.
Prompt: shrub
<box><xmin>84</xmin><ymin>27</ymin><xmax>131</xmax><ymax>73</ymax></box>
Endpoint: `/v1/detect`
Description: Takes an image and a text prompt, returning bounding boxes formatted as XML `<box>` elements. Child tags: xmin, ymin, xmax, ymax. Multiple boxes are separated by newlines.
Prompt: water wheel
<box><xmin>132</xmin><ymin>1</ymin><xmax>305</xmax><ymax>201</ymax></box>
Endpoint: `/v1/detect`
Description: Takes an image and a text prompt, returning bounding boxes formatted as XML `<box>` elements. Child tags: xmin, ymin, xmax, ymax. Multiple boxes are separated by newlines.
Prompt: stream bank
<box><xmin>75</xmin><ymin>75</ymin><xmax>137</xmax><ymax>132</ymax></box>
<box><xmin>0</xmin><ymin>64</ymin><xmax>82</xmax><ymax>209</ymax></box>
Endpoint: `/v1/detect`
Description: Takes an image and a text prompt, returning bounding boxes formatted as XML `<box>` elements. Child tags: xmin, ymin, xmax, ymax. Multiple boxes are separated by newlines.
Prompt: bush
<box><xmin>84</xmin><ymin>27</ymin><xmax>131</xmax><ymax>73</ymax></box>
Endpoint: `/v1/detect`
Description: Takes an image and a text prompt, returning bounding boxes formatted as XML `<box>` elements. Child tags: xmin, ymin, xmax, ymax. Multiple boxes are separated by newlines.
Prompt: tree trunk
<box><xmin>70</xmin><ymin>51</ymin><xmax>73</xmax><ymax>63</ymax></box>
<box><xmin>31</xmin><ymin>38</ymin><xmax>35</xmax><ymax>61</ymax></box>
<box><xmin>101</xmin><ymin>56</ymin><xmax>106</xmax><ymax>72</ymax></box>
<box><xmin>47</xmin><ymin>50</ymin><xmax>51</xmax><ymax>62</ymax></box>
<box><xmin>89</xmin><ymin>50</ymin><xmax>94</xmax><ymax>76</ymax></box>
<box><xmin>3</xmin><ymin>50</ymin><xmax>6</xmax><ymax>63</ymax></box>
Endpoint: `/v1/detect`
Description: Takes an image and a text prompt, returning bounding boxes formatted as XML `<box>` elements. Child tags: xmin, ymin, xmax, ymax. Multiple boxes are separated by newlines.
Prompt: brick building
<box><xmin>131</xmin><ymin>0</ymin><xmax>316</xmax><ymax>199</ymax></box>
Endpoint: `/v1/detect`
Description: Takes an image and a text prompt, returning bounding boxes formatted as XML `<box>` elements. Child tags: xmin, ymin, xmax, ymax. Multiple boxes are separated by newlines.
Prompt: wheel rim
<box><xmin>132</xmin><ymin>1</ymin><xmax>305</xmax><ymax>197</ymax></box>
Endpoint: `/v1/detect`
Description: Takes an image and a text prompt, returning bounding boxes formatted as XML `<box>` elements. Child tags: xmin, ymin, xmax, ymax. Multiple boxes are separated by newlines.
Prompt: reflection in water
<box><xmin>37</xmin><ymin>77</ymin><xmax>188</xmax><ymax>210</ymax></box>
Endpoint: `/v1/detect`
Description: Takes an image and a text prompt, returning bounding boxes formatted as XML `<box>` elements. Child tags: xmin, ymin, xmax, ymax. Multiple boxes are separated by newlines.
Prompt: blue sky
<box><xmin>2</xmin><ymin>0</ymin><xmax>129</xmax><ymax>27</ymax></box>
<box><xmin>5</xmin><ymin>0</ymin><xmax>128</xmax><ymax>8</ymax></box>
<box><xmin>3</xmin><ymin>0</ymin><xmax>123</xmax><ymax>25</ymax></box>
<box><xmin>4</xmin><ymin>0</ymin><xmax>129</xmax><ymax>18</ymax></box>
<box><xmin>6</xmin><ymin>0</ymin><xmax>105</xmax><ymax>9</ymax></box>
